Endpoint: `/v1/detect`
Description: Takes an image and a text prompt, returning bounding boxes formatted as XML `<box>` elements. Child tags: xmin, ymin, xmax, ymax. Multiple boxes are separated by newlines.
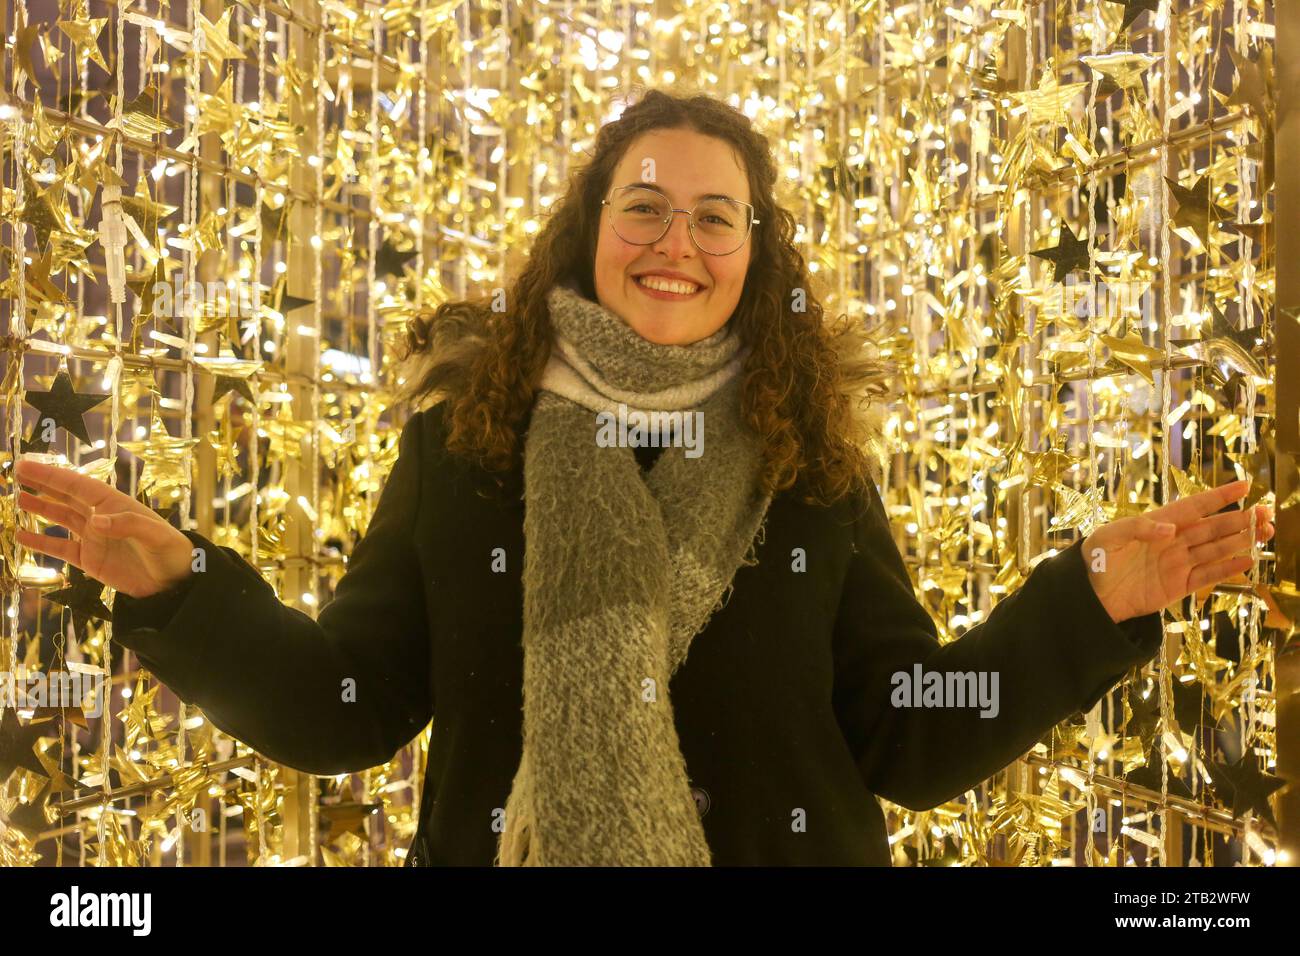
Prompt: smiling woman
<box><xmin>15</xmin><ymin>86</ymin><xmax>1277</xmax><ymax>868</ymax></box>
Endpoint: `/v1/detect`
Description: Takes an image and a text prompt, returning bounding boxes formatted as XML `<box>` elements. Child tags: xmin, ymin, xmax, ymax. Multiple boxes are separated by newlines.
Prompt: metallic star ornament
<box><xmin>1104</xmin><ymin>0</ymin><xmax>1162</xmax><ymax>32</ymax></box>
<box><xmin>1010</xmin><ymin>68</ymin><xmax>1088</xmax><ymax>124</ymax></box>
<box><xmin>195</xmin><ymin>8</ymin><xmax>248</xmax><ymax>78</ymax></box>
<box><xmin>1225</xmin><ymin>44</ymin><xmax>1273</xmax><ymax>117</ymax></box>
<box><xmin>0</xmin><ymin>708</ymin><xmax>55</xmax><ymax>783</ymax></box>
<box><xmin>1206</xmin><ymin>753</ymin><xmax>1286</xmax><ymax>831</ymax></box>
<box><xmin>118</xmin><ymin>407</ymin><xmax>201</xmax><ymax>498</ymax></box>
<box><xmin>1080</xmin><ymin>51</ymin><xmax>1159</xmax><ymax>92</ymax></box>
<box><xmin>44</xmin><ymin>565</ymin><xmax>113</xmax><ymax>622</ymax></box>
<box><xmin>56</xmin><ymin>17</ymin><xmax>110</xmax><ymax>73</ymax></box>
<box><xmin>1170</xmin><ymin>301</ymin><xmax>1265</xmax><ymax>378</ymax></box>
<box><xmin>1030</xmin><ymin>222</ymin><xmax>1093</xmax><ymax>284</ymax></box>
<box><xmin>23</xmin><ymin>368</ymin><xmax>110</xmax><ymax>446</ymax></box>
<box><xmin>12</xmin><ymin>15</ymin><xmax>44</xmax><ymax>84</ymax></box>
<box><xmin>373</xmin><ymin>238</ymin><xmax>419</xmax><ymax>279</ymax></box>
<box><xmin>1126</xmin><ymin>743</ymin><xmax>1193</xmax><ymax>798</ymax></box>
<box><xmin>1165</xmin><ymin>175</ymin><xmax>1234</xmax><ymax>242</ymax></box>
<box><xmin>19</xmin><ymin>177</ymin><xmax>72</xmax><ymax>252</ymax></box>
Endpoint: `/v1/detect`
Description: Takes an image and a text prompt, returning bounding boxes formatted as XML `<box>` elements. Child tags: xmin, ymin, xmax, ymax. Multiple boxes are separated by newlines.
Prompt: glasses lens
<box><xmin>610</xmin><ymin>187</ymin><xmax>672</xmax><ymax>244</ymax></box>
<box><xmin>691</xmin><ymin>198</ymin><xmax>750</xmax><ymax>255</ymax></box>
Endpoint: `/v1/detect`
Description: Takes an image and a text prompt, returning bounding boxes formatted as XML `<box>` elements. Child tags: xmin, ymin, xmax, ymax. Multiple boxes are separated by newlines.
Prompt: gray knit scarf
<box><xmin>494</xmin><ymin>280</ymin><xmax>773</xmax><ymax>866</ymax></box>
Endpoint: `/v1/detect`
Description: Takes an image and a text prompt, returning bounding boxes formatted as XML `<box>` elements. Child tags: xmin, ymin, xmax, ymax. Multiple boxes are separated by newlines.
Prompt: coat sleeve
<box><xmin>110</xmin><ymin>410</ymin><xmax>433</xmax><ymax>776</ymax></box>
<box><xmin>831</xmin><ymin>480</ymin><xmax>1164</xmax><ymax>811</ymax></box>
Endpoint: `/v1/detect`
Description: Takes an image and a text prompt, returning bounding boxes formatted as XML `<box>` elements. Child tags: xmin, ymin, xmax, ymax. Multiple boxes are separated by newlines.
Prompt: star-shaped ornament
<box><xmin>57</xmin><ymin>16</ymin><xmax>110</xmax><ymax>73</ymax></box>
<box><xmin>24</xmin><ymin>368</ymin><xmax>110</xmax><ymax>446</ymax></box>
<box><xmin>1125</xmin><ymin>743</ymin><xmax>1193</xmax><ymax>798</ymax></box>
<box><xmin>1225</xmin><ymin>44</ymin><xmax>1273</xmax><ymax>117</ymax></box>
<box><xmin>373</xmin><ymin>238</ymin><xmax>419</xmax><ymax>279</ymax></box>
<box><xmin>0</xmin><ymin>708</ymin><xmax>57</xmax><ymax>783</ymax></box>
<box><xmin>1165</xmin><ymin>175</ymin><xmax>1234</xmax><ymax>243</ymax></box>
<box><xmin>1081</xmin><ymin>51</ymin><xmax>1158</xmax><ymax>92</ymax></box>
<box><xmin>1170</xmin><ymin>301</ymin><xmax>1265</xmax><ymax>379</ymax></box>
<box><xmin>1104</xmin><ymin>0</ymin><xmax>1161</xmax><ymax>32</ymax></box>
<box><xmin>44</xmin><ymin>565</ymin><xmax>113</xmax><ymax>621</ymax></box>
<box><xmin>1206</xmin><ymin>753</ymin><xmax>1286</xmax><ymax>831</ymax></box>
<box><xmin>1120</xmin><ymin>686</ymin><xmax>1162</xmax><ymax>753</ymax></box>
<box><xmin>1030</xmin><ymin>223</ymin><xmax>1093</xmax><ymax>284</ymax></box>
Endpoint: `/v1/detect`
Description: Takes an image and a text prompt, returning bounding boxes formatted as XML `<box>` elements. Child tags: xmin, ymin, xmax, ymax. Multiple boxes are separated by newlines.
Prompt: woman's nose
<box><xmin>651</xmin><ymin>210</ymin><xmax>696</xmax><ymax>258</ymax></box>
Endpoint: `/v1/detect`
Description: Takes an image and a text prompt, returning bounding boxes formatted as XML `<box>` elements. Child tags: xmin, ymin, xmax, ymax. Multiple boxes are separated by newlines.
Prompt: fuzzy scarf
<box><xmin>494</xmin><ymin>280</ymin><xmax>773</xmax><ymax>866</ymax></box>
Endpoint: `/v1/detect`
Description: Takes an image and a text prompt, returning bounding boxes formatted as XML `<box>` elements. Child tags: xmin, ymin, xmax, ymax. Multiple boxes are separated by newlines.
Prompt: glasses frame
<box><xmin>600</xmin><ymin>184</ymin><xmax>760</xmax><ymax>257</ymax></box>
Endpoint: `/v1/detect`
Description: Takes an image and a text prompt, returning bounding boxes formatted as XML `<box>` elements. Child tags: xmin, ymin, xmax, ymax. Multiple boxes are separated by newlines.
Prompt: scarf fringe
<box><xmin>496</xmin><ymin>751</ymin><xmax>540</xmax><ymax>866</ymax></box>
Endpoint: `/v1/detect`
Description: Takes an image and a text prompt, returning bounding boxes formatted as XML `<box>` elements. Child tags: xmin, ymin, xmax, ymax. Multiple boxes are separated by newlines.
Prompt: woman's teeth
<box><xmin>636</xmin><ymin>275</ymin><xmax>701</xmax><ymax>295</ymax></box>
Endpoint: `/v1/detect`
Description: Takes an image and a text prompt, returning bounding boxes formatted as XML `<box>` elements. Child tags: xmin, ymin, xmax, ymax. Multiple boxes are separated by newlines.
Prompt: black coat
<box><xmin>111</xmin><ymin>401</ymin><xmax>1164</xmax><ymax>865</ymax></box>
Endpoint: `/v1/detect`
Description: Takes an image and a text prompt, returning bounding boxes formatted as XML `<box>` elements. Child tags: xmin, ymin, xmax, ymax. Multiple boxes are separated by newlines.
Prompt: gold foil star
<box><xmin>57</xmin><ymin>17</ymin><xmax>110</xmax><ymax>73</ymax></box>
<box><xmin>1081</xmin><ymin>51</ymin><xmax>1158</xmax><ymax>91</ymax></box>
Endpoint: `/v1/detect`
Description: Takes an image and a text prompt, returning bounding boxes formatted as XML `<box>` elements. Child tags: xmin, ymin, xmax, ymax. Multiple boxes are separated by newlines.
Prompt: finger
<box><xmin>1129</xmin><ymin>516</ymin><xmax>1178</xmax><ymax>542</ymax></box>
<box><xmin>1187</xmin><ymin>526</ymin><xmax>1255</xmax><ymax>566</ymax></box>
<box><xmin>17</xmin><ymin>490</ymin><xmax>88</xmax><ymax>536</ymax></box>
<box><xmin>1179</xmin><ymin>504</ymin><xmax>1272</xmax><ymax>549</ymax></box>
<box><xmin>1187</xmin><ymin>553</ymin><xmax>1254</xmax><ymax>593</ymax></box>
<box><xmin>1151</xmin><ymin>479</ymin><xmax>1250</xmax><ymax>528</ymax></box>
<box><xmin>13</xmin><ymin>469</ymin><xmax>85</xmax><ymax>510</ymax></box>
<box><xmin>15</xmin><ymin>527</ymin><xmax>81</xmax><ymax>566</ymax></box>
<box><xmin>12</xmin><ymin>459</ymin><xmax>119</xmax><ymax>510</ymax></box>
<box><xmin>21</xmin><ymin>482</ymin><xmax>89</xmax><ymax>514</ymax></box>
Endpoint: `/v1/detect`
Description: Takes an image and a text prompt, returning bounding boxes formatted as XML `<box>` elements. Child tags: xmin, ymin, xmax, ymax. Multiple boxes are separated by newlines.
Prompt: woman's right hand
<box><xmin>13</xmin><ymin>458</ymin><xmax>197</xmax><ymax>600</ymax></box>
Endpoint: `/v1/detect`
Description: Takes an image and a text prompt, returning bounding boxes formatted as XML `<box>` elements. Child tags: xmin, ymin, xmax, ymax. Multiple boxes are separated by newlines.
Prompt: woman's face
<box><xmin>593</xmin><ymin>128</ymin><xmax>753</xmax><ymax>345</ymax></box>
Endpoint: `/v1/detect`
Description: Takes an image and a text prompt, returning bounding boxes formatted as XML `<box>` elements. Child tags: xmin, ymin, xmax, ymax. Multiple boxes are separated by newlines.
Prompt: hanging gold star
<box><xmin>195</xmin><ymin>8</ymin><xmax>248</xmax><ymax>78</ymax></box>
<box><xmin>1081</xmin><ymin>51</ymin><xmax>1159</xmax><ymax>91</ymax></box>
<box><xmin>1165</xmin><ymin>175</ymin><xmax>1234</xmax><ymax>243</ymax></box>
<box><xmin>1225</xmin><ymin>44</ymin><xmax>1273</xmax><ymax>117</ymax></box>
<box><xmin>1100</xmin><ymin>332</ymin><xmax>1166</xmax><ymax>385</ymax></box>
<box><xmin>117</xmin><ymin>406</ymin><xmax>201</xmax><ymax>499</ymax></box>
<box><xmin>12</xmin><ymin>16</ymin><xmax>44</xmax><ymax>84</ymax></box>
<box><xmin>19</xmin><ymin>177</ymin><xmax>71</xmax><ymax>251</ymax></box>
<box><xmin>56</xmin><ymin>17</ymin><xmax>109</xmax><ymax>73</ymax></box>
<box><xmin>1171</xmin><ymin>301</ymin><xmax>1265</xmax><ymax>378</ymax></box>
<box><xmin>1010</xmin><ymin>68</ymin><xmax>1088</xmax><ymax>124</ymax></box>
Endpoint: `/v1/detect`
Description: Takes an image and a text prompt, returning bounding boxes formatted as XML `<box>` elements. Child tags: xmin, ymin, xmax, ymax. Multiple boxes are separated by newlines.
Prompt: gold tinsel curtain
<box><xmin>0</xmin><ymin>0</ymin><xmax>1295</xmax><ymax>866</ymax></box>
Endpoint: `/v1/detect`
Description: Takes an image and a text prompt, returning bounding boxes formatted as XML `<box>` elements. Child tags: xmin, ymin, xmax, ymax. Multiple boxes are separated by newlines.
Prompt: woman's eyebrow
<box><xmin>616</xmin><ymin>182</ymin><xmax>747</xmax><ymax>204</ymax></box>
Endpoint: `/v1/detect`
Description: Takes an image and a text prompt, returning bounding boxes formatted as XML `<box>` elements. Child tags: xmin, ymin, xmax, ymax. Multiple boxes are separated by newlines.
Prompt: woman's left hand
<box><xmin>1080</xmin><ymin>479</ymin><xmax>1274</xmax><ymax>625</ymax></box>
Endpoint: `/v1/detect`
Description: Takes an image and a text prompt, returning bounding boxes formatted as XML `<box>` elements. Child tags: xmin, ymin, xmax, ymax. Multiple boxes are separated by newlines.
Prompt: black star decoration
<box><xmin>44</xmin><ymin>565</ymin><xmax>113</xmax><ymax>621</ymax></box>
<box><xmin>1207</xmin><ymin>753</ymin><xmax>1286</xmax><ymax>831</ymax></box>
<box><xmin>0</xmin><ymin>708</ymin><xmax>55</xmax><ymax>783</ymax></box>
<box><xmin>273</xmin><ymin>278</ymin><xmax>315</xmax><ymax>317</ymax></box>
<box><xmin>1105</xmin><ymin>0</ymin><xmax>1161</xmax><ymax>32</ymax></box>
<box><xmin>373</xmin><ymin>238</ymin><xmax>418</xmax><ymax>279</ymax></box>
<box><xmin>23</xmin><ymin>369</ymin><xmax>111</xmax><ymax>447</ymax></box>
<box><xmin>1126</xmin><ymin>743</ymin><xmax>1193</xmax><ymax>799</ymax></box>
<box><xmin>1030</xmin><ymin>223</ymin><xmax>1093</xmax><ymax>284</ymax></box>
<box><xmin>1170</xmin><ymin>676</ymin><xmax>1219</xmax><ymax>736</ymax></box>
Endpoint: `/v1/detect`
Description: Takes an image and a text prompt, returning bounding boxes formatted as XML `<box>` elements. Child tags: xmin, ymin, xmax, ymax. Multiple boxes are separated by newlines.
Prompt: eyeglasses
<box><xmin>600</xmin><ymin>185</ymin><xmax>759</xmax><ymax>257</ymax></box>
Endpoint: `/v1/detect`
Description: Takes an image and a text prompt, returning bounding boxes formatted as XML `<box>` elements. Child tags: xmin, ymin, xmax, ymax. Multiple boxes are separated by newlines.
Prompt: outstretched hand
<box><xmin>1080</xmin><ymin>479</ymin><xmax>1274</xmax><ymax>625</ymax></box>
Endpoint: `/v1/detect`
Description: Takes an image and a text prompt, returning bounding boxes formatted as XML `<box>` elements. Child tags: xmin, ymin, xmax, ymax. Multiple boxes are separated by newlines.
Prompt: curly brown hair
<box><xmin>398</xmin><ymin>85</ymin><xmax>895</xmax><ymax>506</ymax></box>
